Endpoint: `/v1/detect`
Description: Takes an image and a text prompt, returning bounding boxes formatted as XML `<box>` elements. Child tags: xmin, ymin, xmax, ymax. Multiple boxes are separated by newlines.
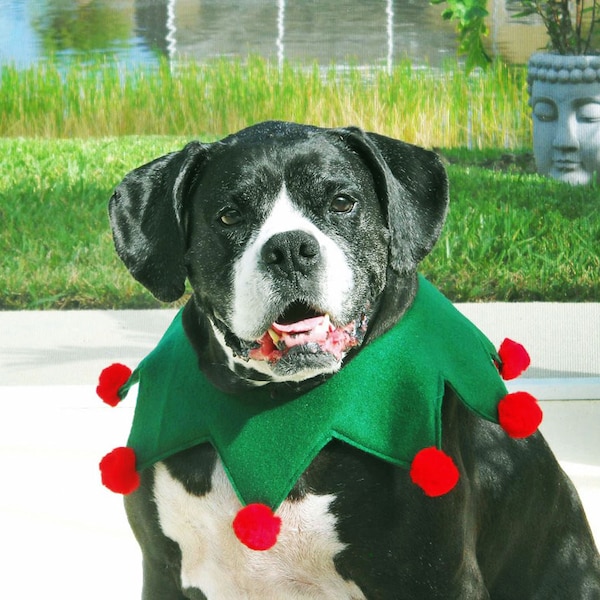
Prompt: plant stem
<box><xmin>576</xmin><ymin>0</ymin><xmax>584</xmax><ymax>54</ymax></box>
<box><xmin>584</xmin><ymin>0</ymin><xmax>599</xmax><ymax>53</ymax></box>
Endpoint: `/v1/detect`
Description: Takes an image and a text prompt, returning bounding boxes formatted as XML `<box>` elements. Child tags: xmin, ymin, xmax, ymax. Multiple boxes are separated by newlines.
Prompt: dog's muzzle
<box><xmin>245</xmin><ymin>230</ymin><xmax>366</xmax><ymax>366</ymax></box>
<box><xmin>226</xmin><ymin>226</ymin><xmax>366</xmax><ymax>373</ymax></box>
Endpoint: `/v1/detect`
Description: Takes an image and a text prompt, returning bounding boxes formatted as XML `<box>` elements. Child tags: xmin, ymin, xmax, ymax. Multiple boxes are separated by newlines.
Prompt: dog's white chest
<box><xmin>153</xmin><ymin>461</ymin><xmax>366</xmax><ymax>599</ymax></box>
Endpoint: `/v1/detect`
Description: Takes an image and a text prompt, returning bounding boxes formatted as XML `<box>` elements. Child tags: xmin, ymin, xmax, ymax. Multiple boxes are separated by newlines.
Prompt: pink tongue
<box><xmin>272</xmin><ymin>316</ymin><xmax>326</xmax><ymax>335</ymax></box>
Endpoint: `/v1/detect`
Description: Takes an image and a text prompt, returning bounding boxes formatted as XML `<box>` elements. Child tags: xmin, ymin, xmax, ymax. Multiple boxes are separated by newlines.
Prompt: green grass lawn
<box><xmin>1</xmin><ymin>137</ymin><xmax>598</xmax><ymax>309</ymax></box>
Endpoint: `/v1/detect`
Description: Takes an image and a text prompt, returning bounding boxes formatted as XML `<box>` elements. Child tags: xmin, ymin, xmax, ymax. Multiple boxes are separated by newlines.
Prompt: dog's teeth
<box><xmin>268</xmin><ymin>328</ymin><xmax>280</xmax><ymax>343</ymax></box>
<box><xmin>312</xmin><ymin>315</ymin><xmax>330</xmax><ymax>337</ymax></box>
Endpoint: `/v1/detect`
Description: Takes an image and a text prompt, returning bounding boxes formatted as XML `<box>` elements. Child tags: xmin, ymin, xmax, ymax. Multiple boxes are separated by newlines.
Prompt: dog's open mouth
<box><xmin>248</xmin><ymin>302</ymin><xmax>368</xmax><ymax>364</ymax></box>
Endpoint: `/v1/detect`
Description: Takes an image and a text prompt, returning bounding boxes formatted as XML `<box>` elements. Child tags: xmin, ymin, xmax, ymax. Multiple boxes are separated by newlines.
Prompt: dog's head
<box><xmin>109</xmin><ymin>121</ymin><xmax>448</xmax><ymax>384</ymax></box>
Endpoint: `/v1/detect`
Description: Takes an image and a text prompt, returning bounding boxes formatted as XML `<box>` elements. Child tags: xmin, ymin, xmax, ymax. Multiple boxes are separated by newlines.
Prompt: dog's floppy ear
<box><xmin>109</xmin><ymin>142</ymin><xmax>208</xmax><ymax>302</ymax></box>
<box><xmin>337</xmin><ymin>128</ymin><xmax>449</xmax><ymax>272</ymax></box>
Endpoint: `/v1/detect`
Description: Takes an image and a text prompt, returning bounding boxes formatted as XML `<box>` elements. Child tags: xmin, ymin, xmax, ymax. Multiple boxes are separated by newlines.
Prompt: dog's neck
<box><xmin>360</xmin><ymin>269</ymin><xmax>419</xmax><ymax>346</ymax></box>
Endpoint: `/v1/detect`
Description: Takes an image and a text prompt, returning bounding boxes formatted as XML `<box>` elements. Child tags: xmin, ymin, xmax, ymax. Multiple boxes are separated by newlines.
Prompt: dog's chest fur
<box><xmin>153</xmin><ymin>459</ymin><xmax>367</xmax><ymax>599</ymax></box>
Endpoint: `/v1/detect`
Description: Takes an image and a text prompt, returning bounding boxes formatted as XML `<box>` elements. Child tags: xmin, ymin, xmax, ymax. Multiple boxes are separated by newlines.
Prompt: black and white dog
<box><xmin>109</xmin><ymin>121</ymin><xmax>600</xmax><ymax>599</ymax></box>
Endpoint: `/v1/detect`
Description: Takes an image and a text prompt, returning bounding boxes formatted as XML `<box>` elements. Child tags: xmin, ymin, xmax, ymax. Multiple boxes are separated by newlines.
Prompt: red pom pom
<box><xmin>99</xmin><ymin>447</ymin><xmax>140</xmax><ymax>494</ymax></box>
<box><xmin>498</xmin><ymin>391</ymin><xmax>543</xmax><ymax>438</ymax></box>
<box><xmin>497</xmin><ymin>339</ymin><xmax>530</xmax><ymax>381</ymax></box>
<box><xmin>96</xmin><ymin>363</ymin><xmax>132</xmax><ymax>407</ymax></box>
<box><xmin>410</xmin><ymin>447</ymin><xmax>460</xmax><ymax>497</ymax></box>
<box><xmin>232</xmin><ymin>503</ymin><xmax>281</xmax><ymax>551</ymax></box>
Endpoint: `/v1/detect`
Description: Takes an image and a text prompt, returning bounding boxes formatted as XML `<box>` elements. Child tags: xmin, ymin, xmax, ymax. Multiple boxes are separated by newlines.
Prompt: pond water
<box><xmin>0</xmin><ymin>0</ymin><xmax>546</xmax><ymax>70</ymax></box>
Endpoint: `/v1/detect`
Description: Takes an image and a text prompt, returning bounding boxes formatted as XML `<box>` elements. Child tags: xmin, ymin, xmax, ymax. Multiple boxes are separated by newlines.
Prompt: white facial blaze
<box><xmin>230</xmin><ymin>184</ymin><xmax>354</xmax><ymax>340</ymax></box>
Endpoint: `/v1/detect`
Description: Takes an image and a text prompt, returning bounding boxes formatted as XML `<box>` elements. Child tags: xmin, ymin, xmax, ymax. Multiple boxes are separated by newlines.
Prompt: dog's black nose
<box><xmin>261</xmin><ymin>230</ymin><xmax>321</xmax><ymax>278</ymax></box>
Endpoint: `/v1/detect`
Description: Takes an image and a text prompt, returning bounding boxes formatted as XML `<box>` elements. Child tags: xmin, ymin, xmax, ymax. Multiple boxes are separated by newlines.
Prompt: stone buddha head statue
<box><xmin>528</xmin><ymin>54</ymin><xmax>600</xmax><ymax>185</ymax></box>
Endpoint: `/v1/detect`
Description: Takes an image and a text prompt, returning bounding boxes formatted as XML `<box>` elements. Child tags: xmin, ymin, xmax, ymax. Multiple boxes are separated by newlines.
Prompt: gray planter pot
<box><xmin>527</xmin><ymin>52</ymin><xmax>600</xmax><ymax>185</ymax></box>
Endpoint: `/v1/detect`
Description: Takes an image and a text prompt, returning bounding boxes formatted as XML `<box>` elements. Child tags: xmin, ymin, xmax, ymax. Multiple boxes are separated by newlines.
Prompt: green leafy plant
<box><xmin>430</xmin><ymin>0</ymin><xmax>491</xmax><ymax>73</ymax></box>
<box><xmin>515</xmin><ymin>0</ymin><xmax>600</xmax><ymax>55</ymax></box>
<box><xmin>432</xmin><ymin>0</ymin><xmax>600</xmax><ymax>72</ymax></box>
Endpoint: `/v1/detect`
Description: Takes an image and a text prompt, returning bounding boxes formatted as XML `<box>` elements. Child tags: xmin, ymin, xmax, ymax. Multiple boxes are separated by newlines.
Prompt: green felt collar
<box><xmin>117</xmin><ymin>276</ymin><xmax>507</xmax><ymax>509</ymax></box>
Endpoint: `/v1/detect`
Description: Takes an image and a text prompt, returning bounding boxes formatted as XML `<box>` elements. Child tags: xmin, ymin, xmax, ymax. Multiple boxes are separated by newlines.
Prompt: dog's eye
<box><xmin>219</xmin><ymin>208</ymin><xmax>243</xmax><ymax>226</ymax></box>
<box><xmin>330</xmin><ymin>196</ymin><xmax>356</xmax><ymax>214</ymax></box>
